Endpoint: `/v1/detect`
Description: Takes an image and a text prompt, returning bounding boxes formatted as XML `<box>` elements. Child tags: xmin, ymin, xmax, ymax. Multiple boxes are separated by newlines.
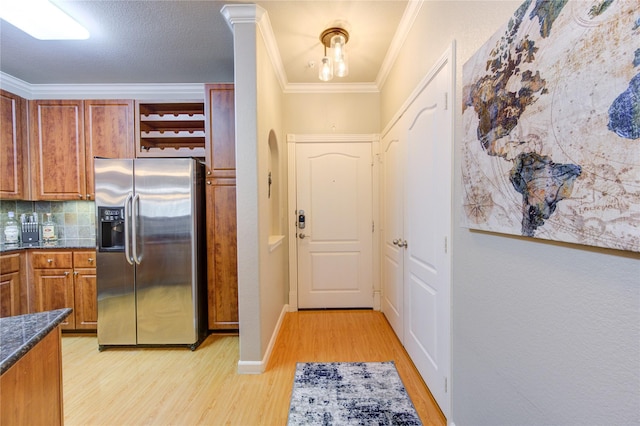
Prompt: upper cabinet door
<box><xmin>204</xmin><ymin>84</ymin><xmax>235</xmax><ymax>179</ymax></box>
<box><xmin>29</xmin><ymin>100</ymin><xmax>86</xmax><ymax>200</ymax></box>
<box><xmin>0</xmin><ymin>90</ymin><xmax>28</xmax><ymax>200</ymax></box>
<box><xmin>84</xmin><ymin>100</ymin><xmax>134</xmax><ymax>200</ymax></box>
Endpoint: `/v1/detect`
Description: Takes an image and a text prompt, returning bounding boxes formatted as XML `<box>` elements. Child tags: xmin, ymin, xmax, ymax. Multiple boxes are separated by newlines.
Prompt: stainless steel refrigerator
<box><xmin>95</xmin><ymin>158</ymin><xmax>206</xmax><ymax>350</ymax></box>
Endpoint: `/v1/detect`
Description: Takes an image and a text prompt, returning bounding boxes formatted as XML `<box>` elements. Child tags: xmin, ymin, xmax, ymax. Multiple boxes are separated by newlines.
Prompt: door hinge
<box><xmin>372</xmin><ymin>221</ymin><xmax>375</xmax><ymax>232</ymax></box>
<box><xmin>445</xmin><ymin>377</ymin><xmax>448</xmax><ymax>393</ymax></box>
<box><xmin>444</xmin><ymin>237</ymin><xmax>448</xmax><ymax>253</ymax></box>
<box><xmin>444</xmin><ymin>92</ymin><xmax>448</xmax><ymax>110</ymax></box>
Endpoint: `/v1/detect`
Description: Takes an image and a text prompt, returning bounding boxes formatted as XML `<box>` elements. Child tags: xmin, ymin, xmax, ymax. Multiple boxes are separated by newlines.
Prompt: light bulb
<box><xmin>318</xmin><ymin>56</ymin><xmax>333</xmax><ymax>82</ymax></box>
<box><xmin>330</xmin><ymin>34</ymin><xmax>348</xmax><ymax>78</ymax></box>
<box><xmin>335</xmin><ymin>52</ymin><xmax>349</xmax><ymax>78</ymax></box>
<box><xmin>331</xmin><ymin>34</ymin><xmax>345</xmax><ymax>62</ymax></box>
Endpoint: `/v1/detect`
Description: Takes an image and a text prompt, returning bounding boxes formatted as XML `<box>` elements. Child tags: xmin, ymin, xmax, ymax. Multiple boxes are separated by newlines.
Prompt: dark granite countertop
<box><xmin>0</xmin><ymin>308</ymin><xmax>72</xmax><ymax>375</ymax></box>
<box><xmin>0</xmin><ymin>239</ymin><xmax>96</xmax><ymax>253</ymax></box>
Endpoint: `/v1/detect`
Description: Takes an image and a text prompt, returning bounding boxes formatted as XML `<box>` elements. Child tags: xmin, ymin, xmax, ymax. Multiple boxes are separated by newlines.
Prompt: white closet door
<box><xmin>403</xmin><ymin>60</ymin><xmax>452</xmax><ymax>418</ymax></box>
<box><xmin>381</xmin><ymin>127</ymin><xmax>405</xmax><ymax>340</ymax></box>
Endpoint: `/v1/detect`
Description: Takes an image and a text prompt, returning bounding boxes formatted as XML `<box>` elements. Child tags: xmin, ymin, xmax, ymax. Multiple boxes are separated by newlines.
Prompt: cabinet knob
<box><xmin>78</xmin><ymin>194</ymin><xmax>83</xmax><ymax>199</ymax></box>
<box><xmin>47</xmin><ymin>259</ymin><xmax>53</xmax><ymax>264</ymax></box>
<box><xmin>88</xmin><ymin>257</ymin><xmax>94</xmax><ymax>263</ymax></box>
<box><xmin>206</xmin><ymin>181</ymin><xmax>212</xmax><ymax>185</ymax></box>
<box><xmin>64</xmin><ymin>271</ymin><xmax>70</xmax><ymax>276</ymax></box>
<box><xmin>73</xmin><ymin>271</ymin><xmax>78</xmax><ymax>276</ymax></box>
<box><xmin>86</xmin><ymin>194</ymin><xmax>91</xmax><ymax>199</ymax></box>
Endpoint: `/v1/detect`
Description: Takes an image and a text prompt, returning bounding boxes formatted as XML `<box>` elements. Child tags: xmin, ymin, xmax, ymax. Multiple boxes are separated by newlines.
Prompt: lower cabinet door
<box><xmin>73</xmin><ymin>268</ymin><xmax>97</xmax><ymax>330</ymax></box>
<box><xmin>32</xmin><ymin>269</ymin><xmax>75</xmax><ymax>329</ymax></box>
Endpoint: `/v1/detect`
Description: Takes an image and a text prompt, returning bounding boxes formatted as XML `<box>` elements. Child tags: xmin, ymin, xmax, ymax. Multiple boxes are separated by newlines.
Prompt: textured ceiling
<box><xmin>0</xmin><ymin>0</ymin><xmax>408</xmax><ymax>88</ymax></box>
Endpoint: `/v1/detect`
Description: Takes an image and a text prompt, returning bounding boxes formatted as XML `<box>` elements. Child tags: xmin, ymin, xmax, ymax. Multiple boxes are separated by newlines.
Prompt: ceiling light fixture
<box><xmin>318</xmin><ymin>27</ymin><xmax>349</xmax><ymax>82</ymax></box>
<box><xmin>0</xmin><ymin>0</ymin><xmax>89</xmax><ymax>40</ymax></box>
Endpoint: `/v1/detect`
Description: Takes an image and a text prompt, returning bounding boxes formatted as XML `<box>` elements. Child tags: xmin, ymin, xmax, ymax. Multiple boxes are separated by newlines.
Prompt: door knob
<box><xmin>392</xmin><ymin>239</ymin><xmax>399</xmax><ymax>246</ymax></box>
<box><xmin>399</xmin><ymin>239</ymin><xmax>408</xmax><ymax>248</ymax></box>
<box><xmin>299</xmin><ymin>233</ymin><xmax>310</xmax><ymax>239</ymax></box>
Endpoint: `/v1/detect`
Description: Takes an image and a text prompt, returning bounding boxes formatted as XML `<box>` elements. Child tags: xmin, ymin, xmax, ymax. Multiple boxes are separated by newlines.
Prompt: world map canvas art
<box><xmin>462</xmin><ymin>0</ymin><xmax>639</xmax><ymax>252</ymax></box>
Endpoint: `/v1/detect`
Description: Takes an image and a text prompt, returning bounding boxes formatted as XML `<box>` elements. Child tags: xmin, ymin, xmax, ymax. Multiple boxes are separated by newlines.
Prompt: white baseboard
<box><xmin>236</xmin><ymin>360</ymin><xmax>263</xmax><ymax>374</ymax></box>
<box><xmin>237</xmin><ymin>304</ymin><xmax>289</xmax><ymax>374</ymax></box>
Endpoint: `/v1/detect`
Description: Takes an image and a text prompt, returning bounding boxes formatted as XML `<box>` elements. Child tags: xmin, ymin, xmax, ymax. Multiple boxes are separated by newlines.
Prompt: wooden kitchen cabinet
<box><xmin>28</xmin><ymin>250</ymin><xmax>97</xmax><ymax>331</ymax></box>
<box><xmin>204</xmin><ymin>84</ymin><xmax>238</xmax><ymax>330</ymax></box>
<box><xmin>29</xmin><ymin>100</ymin><xmax>86</xmax><ymax>200</ymax></box>
<box><xmin>1</xmin><ymin>325</ymin><xmax>64</xmax><ymax>426</ymax></box>
<box><xmin>0</xmin><ymin>252</ymin><xmax>28</xmax><ymax>317</ymax></box>
<box><xmin>84</xmin><ymin>99</ymin><xmax>135</xmax><ymax>200</ymax></box>
<box><xmin>72</xmin><ymin>251</ymin><xmax>97</xmax><ymax>330</ymax></box>
<box><xmin>29</xmin><ymin>99</ymin><xmax>134</xmax><ymax>201</ymax></box>
<box><xmin>29</xmin><ymin>251</ymin><xmax>75</xmax><ymax>329</ymax></box>
<box><xmin>0</xmin><ymin>89</ymin><xmax>28</xmax><ymax>200</ymax></box>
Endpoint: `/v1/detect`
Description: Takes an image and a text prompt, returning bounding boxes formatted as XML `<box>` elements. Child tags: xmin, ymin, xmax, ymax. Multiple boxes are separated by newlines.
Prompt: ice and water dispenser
<box><xmin>98</xmin><ymin>207</ymin><xmax>125</xmax><ymax>252</ymax></box>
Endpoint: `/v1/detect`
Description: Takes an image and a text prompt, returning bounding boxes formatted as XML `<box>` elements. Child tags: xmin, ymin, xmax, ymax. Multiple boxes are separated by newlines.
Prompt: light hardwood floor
<box><xmin>62</xmin><ymin>310</ymin><xmax>446</xmax><ymax>425</ymax></box>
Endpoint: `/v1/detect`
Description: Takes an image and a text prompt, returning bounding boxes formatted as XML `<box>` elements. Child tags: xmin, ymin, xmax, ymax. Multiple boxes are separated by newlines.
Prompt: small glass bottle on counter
<box><xmin>4</xmin><ymin>211</ymin><xmax>20</xmax><ymax>245</ymax></box>
<box><xmin>42</xmin><ymin>213</ymin><xmax>57</xmax><ymax>243</ymax></box>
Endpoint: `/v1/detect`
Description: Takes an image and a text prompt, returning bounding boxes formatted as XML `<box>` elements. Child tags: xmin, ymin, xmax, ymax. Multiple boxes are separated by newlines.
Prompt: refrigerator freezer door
<box><xmin>134</xmin><ymin>158</ymin><xmax>200</xmax><ymax>345</ymax></box>
<box><xmin>95</xmin><ymin>158</ymin><xmax>137</xmax><ymax>346</ymax></box>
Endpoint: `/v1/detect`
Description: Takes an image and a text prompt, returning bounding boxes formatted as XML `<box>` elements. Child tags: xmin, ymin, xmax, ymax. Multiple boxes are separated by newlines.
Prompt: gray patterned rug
<box><xmin>287</xmin><ymin>361</ymin><xmax>422</xmax><ymax>425</ymax></box>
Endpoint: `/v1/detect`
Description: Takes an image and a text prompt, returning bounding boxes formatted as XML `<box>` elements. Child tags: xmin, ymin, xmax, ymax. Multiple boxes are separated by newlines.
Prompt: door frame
<box><xmin>287</xmin><ymin>133</ymin><xmax>380</xmax><ymax>311</ymax></box>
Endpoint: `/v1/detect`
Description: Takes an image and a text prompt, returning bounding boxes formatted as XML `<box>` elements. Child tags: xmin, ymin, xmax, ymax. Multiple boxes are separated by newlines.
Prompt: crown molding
<box><xmin>0</xmin><ymin>73</ymin><xmax>32</xmax><ymax>99</ymax></box>
<box><xmin>220</xmin><ymin>4</ymin><xmax>266</xmax><ymax>29</ymax></box>
<box><xmin>376</xmin><ymin>0</ymin><xmax>424</xmax><ymax>89</ymax></box>
<box><xmin>256</xmin><ymin>7</ymin><xmax>288</xmax><ymax>92</ymax></box>
<box><xmin>0</xmin><ymin>72</ymin><xmax>206</xmax><ymax>100</ymax></box>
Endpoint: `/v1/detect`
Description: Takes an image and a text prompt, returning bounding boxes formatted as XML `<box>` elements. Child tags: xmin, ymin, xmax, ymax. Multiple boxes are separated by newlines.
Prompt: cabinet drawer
<box><xmin>73</xmin><ymin>251</ymin><xmax>97</xmax><ymax>268</ymax></box>
<box><xmin>0</xmin><ymin>253</ymin><xmax>21</xmax><ymax>274</ymax></box>
<box><xmin>30</xmin><ymin>252</ymin><xmax>73</xmax><ymax>269</ymax></box>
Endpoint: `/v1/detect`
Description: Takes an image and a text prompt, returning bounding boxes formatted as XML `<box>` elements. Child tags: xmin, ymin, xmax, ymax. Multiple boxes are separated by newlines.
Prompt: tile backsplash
<box><xmin>0</xmin><ymin>200</ymin><xmax>96</xmax><ymax>244</ymax></box>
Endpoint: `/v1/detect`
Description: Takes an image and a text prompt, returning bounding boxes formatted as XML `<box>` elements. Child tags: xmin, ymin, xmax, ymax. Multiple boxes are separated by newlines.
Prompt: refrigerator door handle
<box><xmin>124</xmin><ymin>193</ymin><xmax>134</xmax><ymax>265</ymax></box>
<box><xmin>132</xmin><ymin>193</ymin><xmax>142</xmax><ymax>265</ymax></box>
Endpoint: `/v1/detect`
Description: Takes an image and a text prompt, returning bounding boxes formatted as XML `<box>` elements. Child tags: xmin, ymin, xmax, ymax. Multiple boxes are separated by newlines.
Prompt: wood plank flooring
<box><xmin>62</xmin><ymin>310</ymin><xmax>446</xmax><ymax>425</ymax></box>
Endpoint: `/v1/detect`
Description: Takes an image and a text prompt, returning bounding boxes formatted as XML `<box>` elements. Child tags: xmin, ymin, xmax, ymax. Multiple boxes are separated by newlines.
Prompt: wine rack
<box><xmin>135</xmin><ymin>101</ymin><xmax>206</xmax><ymax>158</ymax></box>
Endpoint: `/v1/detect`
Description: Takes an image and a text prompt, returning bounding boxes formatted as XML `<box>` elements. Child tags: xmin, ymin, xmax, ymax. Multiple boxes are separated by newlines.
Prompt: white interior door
<box><xmin>381</xmin><ymin>128</ymin><xmax>404</xmax><ymax>339</ymax></box>
<box><xmin>403</xmin><ymin>59</ymin><xmax>452</xmax><ymax>418</ymax></box>
<box><xmin>295</xmin><ymin>142</ymin><xmax>373</xmax><ymax>309</ymax></box>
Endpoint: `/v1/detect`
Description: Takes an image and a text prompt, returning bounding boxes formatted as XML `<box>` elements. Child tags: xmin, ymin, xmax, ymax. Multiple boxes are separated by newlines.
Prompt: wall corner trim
<box><xmin>237</xmin><ymin>304</ymin><xmax>290</xmax><ymax>374</ymax></box>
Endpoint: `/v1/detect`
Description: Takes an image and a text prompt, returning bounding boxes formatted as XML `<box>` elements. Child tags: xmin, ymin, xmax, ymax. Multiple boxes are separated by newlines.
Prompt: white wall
<box><xmin>256</xmin><ymin>24</ymin><xmax>289</xmax><ymax>359</ymax></box>
<box><xmin>381</xmin><ymin>1</ymin><xmax>640</xmax><ymax>424</ymax></box>
<box><xmin>284</xmin><ymin>92</ymin><xmax>380</xmax><ymax>134</ymax></box>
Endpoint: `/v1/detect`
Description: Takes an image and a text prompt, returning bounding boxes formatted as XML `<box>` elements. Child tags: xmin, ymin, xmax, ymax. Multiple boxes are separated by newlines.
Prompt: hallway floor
<box><xmin>62</xmin><ymin>310</ymin><xmax>446</xmax><ymax>425</ymax></box>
